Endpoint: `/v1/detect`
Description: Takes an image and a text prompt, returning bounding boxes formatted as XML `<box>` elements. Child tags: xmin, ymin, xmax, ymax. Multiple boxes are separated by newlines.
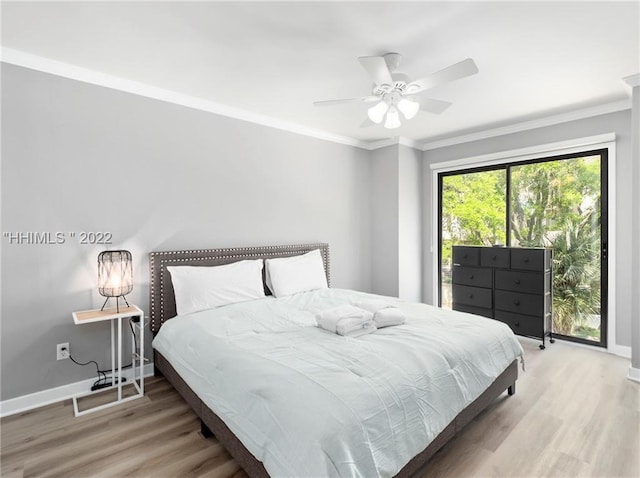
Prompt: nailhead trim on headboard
<box><xmin>149</xmin><ymin>243</ymin><xmax>330</xmax><ymax>334</ymax></box>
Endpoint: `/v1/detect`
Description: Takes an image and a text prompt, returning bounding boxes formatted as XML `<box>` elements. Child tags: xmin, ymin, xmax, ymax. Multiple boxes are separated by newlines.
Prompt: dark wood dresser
<box><xmin>451</xmin><ymin>245</ymin><xmax>554</xmax><ymax>349</ymax></box>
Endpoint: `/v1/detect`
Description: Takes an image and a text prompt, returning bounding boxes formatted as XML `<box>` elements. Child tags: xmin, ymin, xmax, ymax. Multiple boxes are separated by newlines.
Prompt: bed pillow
<box><xmin>167</xmin><ymin>259</ymin><xmax>265</xmax><ymax>316</ymax></box>
<box><xmin>265</xmin><ymin>249</ymin><xmax>328</xmax><ymax>298</ymax></box>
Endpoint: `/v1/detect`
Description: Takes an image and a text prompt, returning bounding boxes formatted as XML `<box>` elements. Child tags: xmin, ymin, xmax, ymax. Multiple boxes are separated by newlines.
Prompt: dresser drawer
<box><xmin>480</xmin><ymin>247</ymin><xmax>510</xmax><ymax>268</ymax></box>
<box><xmin>453</xmin><ymin>246</ymin><xmax>479</xmax><ymax>266</ymax></box>
<box><xmin>494</xmin><ymin>290</ymin><xmax>543</xmax><ymax>316</ymax></box>
<box><xmin>494</xmin><ymin>310</ymin><xmax>542</xmax><ymax>338</ymax></box>
<box><xmin>452</xmin><ymin>303</ymin><xmax>493</xmax><ymax>319</ymax></box>
<box><xmin>495</xmin><ymin>270</ymin><xmax>543</xmax><ymax>294</ymax></box>
<box><xmin>452</xmin><ymin>266</ymin><xmax>492</xmax><ymax>288</ymax></box>
<box><xmin>452</xmin><ymin>284</ymin><xmax>492</xmax><ymax>309</ymax></box>
<box><xmin>510</xmin><ymin>248</ymin><xmax>548</xmax><ymax>271</ymax></box>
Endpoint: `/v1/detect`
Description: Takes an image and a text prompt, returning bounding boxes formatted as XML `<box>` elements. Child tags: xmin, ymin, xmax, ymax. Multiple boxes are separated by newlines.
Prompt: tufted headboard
<box><xmin>149</xmin><ymin>243</ymin><xmax>329</xmax><ymax>334</ymax></box>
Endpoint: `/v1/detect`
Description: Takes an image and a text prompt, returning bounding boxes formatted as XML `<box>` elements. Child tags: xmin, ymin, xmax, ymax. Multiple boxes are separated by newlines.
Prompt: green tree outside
<box><xmin>441</xmin><ymin>169</ymin><xmax>506</xmax><ymax>268</ymax></box>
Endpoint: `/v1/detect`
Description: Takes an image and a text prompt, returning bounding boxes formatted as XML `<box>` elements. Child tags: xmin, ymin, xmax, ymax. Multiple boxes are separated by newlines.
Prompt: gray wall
<box><xmin>370</xmin><ymin>144</ymin><xmax>423</xmax><ymax>301</ymax></box>
<box><xmin>1</xmin><ymin>64</ymin><xmax>373</xmax><ymax>400</ymax></box>
<box><xmin>370</xmin><ymin>145</ymin><xmax>399</xmax><ymax>297</ymax></box>
<box><xmin>630</xmin><ymin>85</ymin><xmax>640</xmax><ymax>370</ymax></box>
<box><xmin>398</xmin><ymin>145</ymin><xmax>422</xmax><ymax>302</ymax></box>
<box><xmin>421</xmin><ymin>110</ymin><xmax>634</xmax><ymax>348</ymax></box>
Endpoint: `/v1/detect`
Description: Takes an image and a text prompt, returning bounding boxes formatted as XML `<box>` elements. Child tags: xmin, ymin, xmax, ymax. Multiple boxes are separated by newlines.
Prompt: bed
<box><xmin>150</xmin><ymin>243</ymin><xmax>522</xmax><ymax>478</ymax></box>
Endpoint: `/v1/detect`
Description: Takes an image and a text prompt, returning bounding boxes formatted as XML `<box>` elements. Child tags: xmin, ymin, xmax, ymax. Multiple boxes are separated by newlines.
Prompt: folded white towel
<box><xmin>374</xmin><ymin>307</ymin><xmax>406</xmax><ymax>328</ymax></box>
<box><xmin>354</xmin><ymin>300</ymin><xmax>406</xmax><ymax>328</ymax></box>
<box><xmin>338</xmin><ymin>321</ymin><xmax>377</xmax><ymax>338</ymax></box>
<box><xmin>316</xmin><ymin>305</ymin><xmax>376</xmax><ymax>337</ymax></box>
<box><xmin>355</xmin><ymin>299</ymin><xmax>395</xmax><ymax>313</ymax></box>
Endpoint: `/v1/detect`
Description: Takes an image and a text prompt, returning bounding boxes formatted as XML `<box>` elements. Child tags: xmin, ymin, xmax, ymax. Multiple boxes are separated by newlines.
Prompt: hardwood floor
<box><xmin>2</xmin><ymin>339</ymin><xmax>638</xmax><ymax>477</ymax></box>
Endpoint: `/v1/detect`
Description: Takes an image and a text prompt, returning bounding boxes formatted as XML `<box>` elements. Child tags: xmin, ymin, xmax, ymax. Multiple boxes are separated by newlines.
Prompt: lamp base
<box><xmin>100</xmin><ymin>295</ymin><xmax>130</xmax><ymax>313</ymax></box>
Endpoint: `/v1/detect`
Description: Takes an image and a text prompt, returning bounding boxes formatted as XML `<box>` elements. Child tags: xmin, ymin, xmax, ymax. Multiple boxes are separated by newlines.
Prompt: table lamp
<box><xmin>98</xmin><ymin>250</ymin><xmax>133</xmax><ymax>312</ymax></box>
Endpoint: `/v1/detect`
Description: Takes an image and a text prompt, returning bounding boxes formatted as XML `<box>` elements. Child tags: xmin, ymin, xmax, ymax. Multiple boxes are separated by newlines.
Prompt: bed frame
<box><xmin>150</xmin><ymin>243</ymin><xmax>518</xmax><ymax>478</ymax></box>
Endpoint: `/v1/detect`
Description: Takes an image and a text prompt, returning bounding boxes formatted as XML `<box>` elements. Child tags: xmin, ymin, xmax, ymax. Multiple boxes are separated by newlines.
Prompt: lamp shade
<box><xmin>367</xmin><ymin>100</ymin><xmax>389</xmax><ymax>124</ymax></box>
<box><xmin>384</xmin><ymin>106</ymin><xmax>401</xmax><ymax>129</ymax></box>
<box><xmin>397</xmin><ymin>98</ymin><xmax>420</xmax><ymax>120</ymax></box>
<box><xmin>98</xmin><ymin>250</ymin><xmax>133</xmax><ymax>298</ymax></box>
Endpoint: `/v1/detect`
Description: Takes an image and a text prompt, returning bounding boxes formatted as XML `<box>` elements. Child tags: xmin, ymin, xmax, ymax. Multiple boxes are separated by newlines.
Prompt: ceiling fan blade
<box><xmin>313</xmin><ymin>96</ymin><xmax>379</xmax><ymax>107</ymax></box>
<box><xmin>407</xmin><ymin>58</ymin><xmax>478</xmax><ymax>94</ymax></box>
<box><xmin>358</xmin><ymin>56</ymin><xmax>394</xmax><ymax>87</ymax></box>
<box><xmin>419</xmin><ymin>98</ymin><xmax>453</xmax><ymax>114</ymax></box>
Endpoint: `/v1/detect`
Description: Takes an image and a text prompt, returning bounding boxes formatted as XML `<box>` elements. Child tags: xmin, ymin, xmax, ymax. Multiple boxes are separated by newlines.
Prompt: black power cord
<box><xmin>68</xmin><ymin>318</ymin><xmax>141</xmax><ymax>391</ymax></box>
<box><xmin>68</xmin><ymin>354</ymin><xmax>114</xmax><ymax>390</ymax></box>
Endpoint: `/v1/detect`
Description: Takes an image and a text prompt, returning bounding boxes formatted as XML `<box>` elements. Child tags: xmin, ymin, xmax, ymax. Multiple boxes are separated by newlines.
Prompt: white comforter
<box><xmin>152</xmin><ymin>288</ymin><xmax>523</xmax><ymax>478</ymax></box>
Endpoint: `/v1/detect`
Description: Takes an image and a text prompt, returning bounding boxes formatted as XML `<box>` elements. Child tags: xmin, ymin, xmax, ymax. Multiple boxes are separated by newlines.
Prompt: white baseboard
<box><xmin>518</xmin><ymin>335</ymin><xmax>632</xmax><ymax>359</ymax></box>
<box><xmin>0</xmin><ymin>363</ymin><xmax>155</xmax><ymax>418</ymax></box>
<box><xmin>628</xmin><ymin>366</ymin><xmax>640</xmax><ymax>383</ymax></box>
<box><xmin>608</xmin><ymin>343</ymin><xmax>632</xmax><ymax>359</ymax></box>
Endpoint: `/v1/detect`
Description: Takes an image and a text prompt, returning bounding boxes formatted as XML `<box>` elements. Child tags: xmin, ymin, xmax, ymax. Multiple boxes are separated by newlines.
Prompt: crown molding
<box><xmin>623</xmin><ymin>73</ymin><xmax>640</xmax><ymax>88</ymax></box>
<box><xmin>420</xmin><ymin>99</ymin><xmax>631</xmax><ymax>151</ymax></box>
<box><xmin>1</xmin><ymin>47</ymin><xmax>369</xmax><ymax>150</ymax></box>
<box><xmin>363</xmin><ymin>138</ymin><xmax>398</xmax><ymax>150</ymax></box>
<box><xmin>360</xmin><ymin>136</ymin><xmax>423</xmax><ymax>151</ymax></box>
<box><xmin>2</xmin><ymin>48</ymin><xmax>633</xmax><ymax>154</ymax></box>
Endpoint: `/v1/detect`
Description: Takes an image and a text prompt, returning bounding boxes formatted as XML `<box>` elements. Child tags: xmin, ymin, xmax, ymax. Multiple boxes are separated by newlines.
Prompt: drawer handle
<box><xmin>463</xmin><ymin>254</ymin><xmax>468</xmax><ymax>259</ymax></box>
<box><xmin>514</xmin><ymin>279</ymin><xmax>521</xmax><ymax>285</ymax></box>
<box><xmin>469</xmin><ymin>294</ymin><xmax>474</xmax><ymax>299</ymax></box>
<box><xmin>469</xmin><ymin>274</ymin><xmax>474</xmax><ymax>280</ymax></box>
<box><xmin>492</xmin><ymin>255</ymin><xmax>497</xmax><ymax>261</ymax></box>
<box><xmin>514</xmin><ymin>300</ymin><xmax>520</xmax><ymax>306</ymax></box>
<box><xmin>514</xmin><ymin>321</ymin><xmax>520</xmax><ymax>327</ymax></box>
<box><xmin>523</xmin><ymin>257</ymin><xmax>530</xmax><ymax>263</ymax></box>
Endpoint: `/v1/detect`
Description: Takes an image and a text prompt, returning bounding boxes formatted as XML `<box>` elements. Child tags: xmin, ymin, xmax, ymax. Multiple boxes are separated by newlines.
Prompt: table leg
<box><xmin>140</xmin><ymin>314</ymin><xmax>144</xmax><ymax>395</ymax></box>
<box><xmin>110</xmin><ymin>320</ymin><xmax>115</xmax><ymax>389</ymax></box>
<box><xmin>117</xmin><ymin>316</ymin><xmax>122</xmax><ymax>401</ymax></box>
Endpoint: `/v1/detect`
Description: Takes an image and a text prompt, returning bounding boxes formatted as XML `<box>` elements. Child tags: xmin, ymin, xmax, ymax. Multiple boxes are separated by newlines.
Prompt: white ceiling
<box><xmin>2</xmin><ymin>2</ymin><xmax>639</xmax><ymax>146</ymax></box>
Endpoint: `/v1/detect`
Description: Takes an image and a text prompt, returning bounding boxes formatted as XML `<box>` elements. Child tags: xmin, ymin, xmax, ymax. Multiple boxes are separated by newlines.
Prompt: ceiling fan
<box><xmin>314</xmin><ymin>53</ymin><xmax>478</xmax><ymax>129</ymax></box>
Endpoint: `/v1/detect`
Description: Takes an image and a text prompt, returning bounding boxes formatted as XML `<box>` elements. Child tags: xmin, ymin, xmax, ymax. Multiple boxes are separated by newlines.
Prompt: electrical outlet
<box><xmin>57</xmin><ymin>342</ymin><xmax>70</xmax><ymax>360</ymax></box>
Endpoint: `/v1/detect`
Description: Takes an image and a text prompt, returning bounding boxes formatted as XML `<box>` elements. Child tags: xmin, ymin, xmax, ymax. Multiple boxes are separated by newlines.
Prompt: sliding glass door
<box><xmin>438</xmin><ymin>149</ymin><xmax>608</xmax><ymax>346</ymax></box>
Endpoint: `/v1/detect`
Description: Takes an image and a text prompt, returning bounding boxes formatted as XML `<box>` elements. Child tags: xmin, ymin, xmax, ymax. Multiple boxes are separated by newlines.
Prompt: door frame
<box><xmin>429</xmin><ymin>133</ymin><xmax>618</xmax><ymax>351</ymax></box>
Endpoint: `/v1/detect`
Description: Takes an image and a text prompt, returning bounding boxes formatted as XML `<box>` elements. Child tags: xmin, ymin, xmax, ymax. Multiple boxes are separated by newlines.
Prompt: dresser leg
<box><xmin>508</xmin><ymin>383</ymin><xmax>516</xmax><ymax>396</ymax></box>
<box><xmin>539</xmin><ymin>334</ymin><xmax>547</xmax><ymax>350</ymax></box>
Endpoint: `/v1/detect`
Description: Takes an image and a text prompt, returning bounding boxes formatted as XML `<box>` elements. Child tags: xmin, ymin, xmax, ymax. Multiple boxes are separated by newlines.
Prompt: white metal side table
<box><xmin>71</xmin><ymin>305</ymin><xmax>144</xmax><ymax>416</ymax></box>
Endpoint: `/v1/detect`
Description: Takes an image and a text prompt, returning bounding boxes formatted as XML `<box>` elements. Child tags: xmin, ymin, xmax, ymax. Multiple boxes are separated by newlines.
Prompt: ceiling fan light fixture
<box><xmin>398</xmin><ymin>98</ymin><xmax>420</xmax><ymax>120</ymax></box>
<box><xmin>384</xmin><ymin>106</ymin><xmax>401</xmax><ymax>129</ymax></box>
<box><xmin>367</xmin><ymin>100</ymin><xmax>389</xmax><ymax>124</ymax></box>
<box><xmin>314</xmin><ymin>53</ymin><xmax>477</xmax><ymax>130</ymax></box>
